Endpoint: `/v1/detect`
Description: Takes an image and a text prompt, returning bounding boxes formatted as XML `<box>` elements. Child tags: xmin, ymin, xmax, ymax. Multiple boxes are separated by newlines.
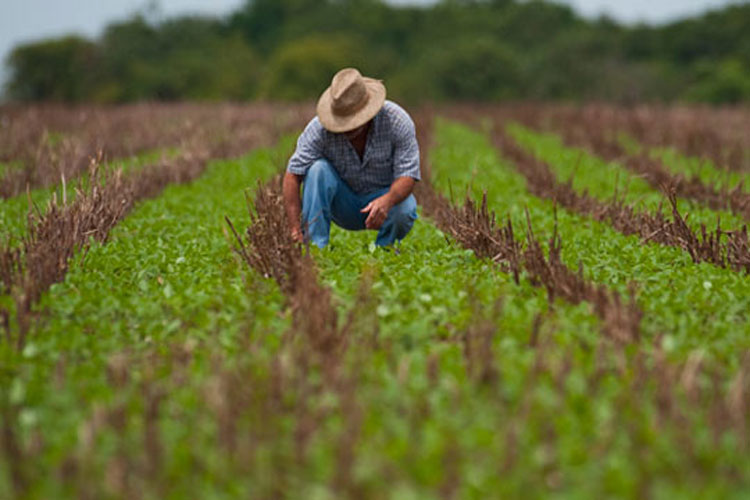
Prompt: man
<box><xmin>283</xmin><ymin>67</ymin><xmax>420</xmax><ymax>248</ymax></box>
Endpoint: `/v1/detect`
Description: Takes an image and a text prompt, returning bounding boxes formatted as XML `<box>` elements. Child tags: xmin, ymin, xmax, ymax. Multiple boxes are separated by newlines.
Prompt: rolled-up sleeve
<box><xmin>392</xmin><ymin>113</ymin><xmax>421</xmax><ymax>182</ymax></box>
<box><xmin>287</xmin><ymin>118</ymin><xmax>324</xmax><ymax>176</ymax></box>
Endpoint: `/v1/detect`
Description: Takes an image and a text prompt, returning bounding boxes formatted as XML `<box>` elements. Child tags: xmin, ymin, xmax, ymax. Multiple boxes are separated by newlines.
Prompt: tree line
<box><xmin>4</xmin><ymin>0</ymin><xmax>749</xmax><ymax>104</ymax></box>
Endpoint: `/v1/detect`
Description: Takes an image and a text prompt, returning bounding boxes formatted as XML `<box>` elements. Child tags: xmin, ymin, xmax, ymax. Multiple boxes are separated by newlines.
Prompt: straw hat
<box><xmin>317</xmin><ymin>68</ymin><xmax>386</xmax><ymax>133</ymax></box>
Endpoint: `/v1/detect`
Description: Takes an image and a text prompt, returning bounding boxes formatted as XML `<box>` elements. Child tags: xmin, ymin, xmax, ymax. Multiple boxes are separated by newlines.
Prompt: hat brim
<box><xmin>317</xmin><ymin>78</ymin><xmax>386</xmax><ymax>133</ymax></box>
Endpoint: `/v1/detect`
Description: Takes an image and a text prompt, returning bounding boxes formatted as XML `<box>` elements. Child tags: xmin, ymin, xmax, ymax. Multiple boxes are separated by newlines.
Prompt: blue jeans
<box><xmin>302</xmin><ymin>159</ymin><xmax>417</xmax><ymax>247</ymax></box>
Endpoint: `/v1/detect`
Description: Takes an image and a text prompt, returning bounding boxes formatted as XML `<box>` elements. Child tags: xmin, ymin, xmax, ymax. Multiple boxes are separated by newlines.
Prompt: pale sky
<box><xmin>0</xmin><ymin>0</ymin><xmax>745</xmax><ymax>89</ymax></box>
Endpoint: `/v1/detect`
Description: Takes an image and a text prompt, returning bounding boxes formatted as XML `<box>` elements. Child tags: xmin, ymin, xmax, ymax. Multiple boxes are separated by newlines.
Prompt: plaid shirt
<box><xmin>286</xmin><ymin>100</ymin><xmax>421</xmax><ymax>195</ymax></box>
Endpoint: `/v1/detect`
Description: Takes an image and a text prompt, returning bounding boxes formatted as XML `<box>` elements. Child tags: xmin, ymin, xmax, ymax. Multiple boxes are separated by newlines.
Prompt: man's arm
<box><xmin>283</xmin><ymin>171</ymin><xmax>305</xmax><ymax>242</ymax></box>
<box><xmin>361</xmin><ymin>106</ymin><xmax>420</xmax><ymax>230</ymax></box>
<box><xmin>284</xmin><ymin>118</ymin><xmax>324</xmax><ymax>241</ymax></box>
<box><xmin>361</xmin><ymin>176</ymin><xmax>416</xmax><ymax>230</ymax></box>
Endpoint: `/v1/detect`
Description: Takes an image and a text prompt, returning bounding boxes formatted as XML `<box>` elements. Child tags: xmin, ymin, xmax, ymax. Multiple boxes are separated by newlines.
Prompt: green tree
<box><xmin>3</xmin><ymin>0</ymin><xmax>749</xmax><ymax>103</ymax></box>
<box><xmin>259</xmin><ymin>35</ymin><xmax>362</xmax><ymax>100</ymax></box>
<box><xmin>5</xmin><ymin>36</ymin><xmax>98</xmax><ymax>101</ymax></box>
<box><xmin>685</xmin><ymin>59</ymin><xmax>750</xmax><ymax>104</ymax></box>
<box><xmin>400</xmin><ymin>37</ymin><xmax>521</xmax><ymax>101</ymax></box>
<box><xmin>94</xmin><ymin>15</ymin><xmax>258</xmax><ymax>101</ymax></box>
<box><xmin>228</xmin><ymin>0</ymin><xmax>324</xmax><ymax>55</ymax></box>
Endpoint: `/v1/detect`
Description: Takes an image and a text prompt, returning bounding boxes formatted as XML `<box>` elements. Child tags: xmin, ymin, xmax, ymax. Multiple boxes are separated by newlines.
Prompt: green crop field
<box><xmin>1</xmin><ymin>103</ymin><xmax>750</xmax><ymax>499</ymax></box>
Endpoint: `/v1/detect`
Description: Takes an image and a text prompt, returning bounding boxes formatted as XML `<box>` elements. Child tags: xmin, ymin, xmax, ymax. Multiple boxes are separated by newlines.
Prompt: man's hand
<box><xmin>290</xmin><ymin>226</ymin><xmax>304</xmax><ymax>243</ymax></box>
<box><xmin>361</xmin><ymin>193</ymin><xmax>394</xmax><ymax>230</ymax></box>
<box><xmin>361</xmin><ymin>177</ymin><xmax>416</xmax><ymax>230</ymax></box>
<box><xmin>283</xmin><ymin>172</ymin><xmax>304</xmax><ymax>241</ymax></box>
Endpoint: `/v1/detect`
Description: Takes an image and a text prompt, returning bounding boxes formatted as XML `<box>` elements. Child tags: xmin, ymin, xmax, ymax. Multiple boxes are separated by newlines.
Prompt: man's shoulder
<box><xmin>302</xmin><ymin>115</ymin><xmax>325</xmax><ymax>134</ymax></box>
<box><xmin>381</xmin><ymin>100</ymin><xmax>415</xmax><ymax>134</ymax></box>
<box><xmin>297</xmin><ymin>115</ymin><xmax>328</xmax><ymax>145</ymax></box>
<box><xmin>382</xmin><ymin>100</ymin><xmax>413</xmax><ymax>122</ymax></box>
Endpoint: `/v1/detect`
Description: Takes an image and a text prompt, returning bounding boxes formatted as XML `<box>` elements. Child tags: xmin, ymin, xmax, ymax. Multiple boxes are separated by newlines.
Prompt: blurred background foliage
<box><xmin>4</xmin><ymin>0</ymin><xmax>749</xmax><ymax>104</ymax></box>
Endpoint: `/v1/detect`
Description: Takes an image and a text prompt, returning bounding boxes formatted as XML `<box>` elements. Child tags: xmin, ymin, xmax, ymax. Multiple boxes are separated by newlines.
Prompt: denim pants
<box><xmin>302</xmin><ymin>159</ymin><xmax>418</xmax><ymax>247</ymax></box>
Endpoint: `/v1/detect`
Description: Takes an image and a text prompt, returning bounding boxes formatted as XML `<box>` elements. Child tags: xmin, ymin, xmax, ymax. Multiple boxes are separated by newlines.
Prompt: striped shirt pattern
<box><xmin>286</xmin><ymin>100</ymin><xmax>421</xmax><ymax>195</ymax></box>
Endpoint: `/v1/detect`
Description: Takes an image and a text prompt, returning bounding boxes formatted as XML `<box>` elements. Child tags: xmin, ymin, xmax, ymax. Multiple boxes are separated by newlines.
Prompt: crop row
<box><xmin>428</xmin><ymin>118</ymin><xmax>750</xmax><ymax>359</ymax></box>
<box><xmin>498</xmin><ymin>103</ymin><xmax>749</xmax><ymax>172</ymax></box>
<box><xmin>0</xmin><ymin>103</ymin><xmax>309</xmax><ymax>241</ymax></box>
<box><xmin>0</xmin><ymin>149</ymin><xmax>167</xmax><ymax>241</ymax></box>
<box><xmin>510</xmin><ymin>124</ymin><xmax>747</xmax><ymax>227</ymax></box>
<box><xmin>0</xmin><ymin>104</ymin><xmax>191</xmax><ymax>198</ymax></box>
<box><xmin>517</xmin><ymin>106</ymin><xmax>750</xmax><ymax>224</ymax></box>
<box><xmin>0</xmin><ymin>138</ymin><xmax>297</xmax><ymax>498</ymax></box>
<box><xmin>416</xmin><ymin>171</ymin><xmax>641</xmax><ymax>343</ymax></box>
<box><xmin>500</xmin><ymin>124</ymin><xmax>750</xmax><ymax>273</ymax></box>
<box><xmin>418</xmin><ymin>116</ymin><xmax>750</xmax><ymax>494</ymax></box>
<box><xmin>0</xmin><ymin>103</ymin><xmax>307</xmax><ymax>198</ymax></box>
<box><xmin>0</xmin><ymin>108</ymin><xmax>307</xmax><ymax>349</ymax></box>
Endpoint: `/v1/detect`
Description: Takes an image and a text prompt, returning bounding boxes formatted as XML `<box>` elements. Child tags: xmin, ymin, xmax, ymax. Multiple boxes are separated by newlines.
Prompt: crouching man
<box><xmin>283</xmin><ymin>68</ymin><xmax>420</xmax><ymax>248</ymax></box>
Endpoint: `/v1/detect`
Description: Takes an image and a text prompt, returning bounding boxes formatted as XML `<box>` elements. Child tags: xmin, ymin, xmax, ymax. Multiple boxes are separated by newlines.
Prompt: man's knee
<box><xmin>305</xmin><ymin>159</ymin><xmax>336</xmax><ymax>184</ymax></box>
<box><xmin>389</xmin><ymin>195</ymin><xmax>418</xmax><ymax>229</ymax></box>
<box><xmin>303</xmin><ymin>159</ymin><xmax>339</xmax><ymax>206</ymax></box>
